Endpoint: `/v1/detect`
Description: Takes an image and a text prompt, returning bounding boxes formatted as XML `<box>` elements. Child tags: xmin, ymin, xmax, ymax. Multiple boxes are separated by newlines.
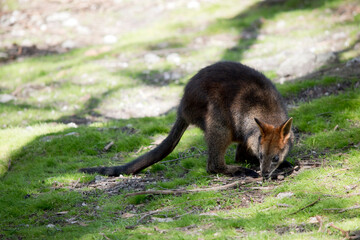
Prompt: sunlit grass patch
<box><xmin>290</xmin><ymin>88</ymin><xmax>360</xmax><ymax>148</ymax></box>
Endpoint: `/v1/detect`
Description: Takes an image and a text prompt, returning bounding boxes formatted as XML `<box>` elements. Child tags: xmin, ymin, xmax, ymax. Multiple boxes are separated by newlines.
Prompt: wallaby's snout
<box><xmin>255</xmin><ymin>118</ymin><xmax>293</xmax><ymax>179</ymax></box>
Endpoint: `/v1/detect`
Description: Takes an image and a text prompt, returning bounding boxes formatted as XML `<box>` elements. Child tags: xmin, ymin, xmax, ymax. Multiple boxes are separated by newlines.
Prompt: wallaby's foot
<box><xmin>227</xmin><ymin>165</ymin><xmax>260</xmax><ymax>178</ymax></box>
<box><xmin>278</xmin><ymin>160</ymin><xmax>293</xmax><ymax>170</ymax></box>
<box><xmin>268</xmin><ymin>160</ymin><xmax>294</xmax><ymax>180</ymax></box>
<box><xmin>208</xmin><ymin>165</ymin><xmax>259</xmax><ymax>178</ymax></box>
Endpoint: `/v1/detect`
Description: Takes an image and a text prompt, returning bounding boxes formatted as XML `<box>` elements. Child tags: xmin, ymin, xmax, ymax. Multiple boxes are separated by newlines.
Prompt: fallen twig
<box><xmin>72</xmin><ymin>178</ymin><xmax>81</xmax><ymax>188</ymax></box>
<box><xmin>277</xmin><ymin>203</ymin><xmax>292</xmax><ymax>208</ymax></box>
<box><xmin>289</xmin><ymin>197</ymin><xmax>321</xmax><ymax>215</ymax></box>
<box><xmin>103</xmin><ymin>141</ymin><xmax>114</xmax><ymax>152</ymax></box>
<box><xmin>99</xmin><ymin>233</ymin><xmax>111</xmax><ymax>240</ymax></box>
<box><xmin>325</xmin><ymin>168</ymin><xmax>350</xmax><ymax>178</ymax></box>
<box><xmin>125</xmin><ymin>177</ymin><xmax>262</xmax><ymax>197</ymax></box>
<box><xmin>349</xmin><ymin>231</ymin><xmax>360</xmax><ymax>240</ymax></box>
<box><xmin>324</xmin><ymin>205</ymin><xmax>360</xmax><ymax>213</ymax></box>
<box><xmin>125</xmin><ymin>206</ymin><xmax>178</xmax><ymax>229</ymax></box>
<box><xmin>136</xmin><ymin>208</ymin><xmax>168</xmax><ymax>224</ymax></box>
<box><xmin>316</xmin><ymin>216</ymin><xmax>323</xmax><ymax>232</ymax></box>
<box><xmin>329</xmin><ymin>222</ymin><xmax>350</xmax><ymax>239</ymax></box>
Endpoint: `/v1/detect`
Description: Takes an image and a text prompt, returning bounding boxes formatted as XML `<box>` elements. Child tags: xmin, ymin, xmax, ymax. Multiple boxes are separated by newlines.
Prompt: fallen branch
<box><xmin>99</xmin><ymin>233</ymin><xmax>111</xmax><ymax>240</ymax></box>
<box><xmin>125</xmin><ymin>177</ymin><xmax>263</xmax><ymax>197</ymax></box>
<box><xmin>301</xmin><ymin>191</ymin><xmax>360</xmax><ymax>198</ymax></box>
<box><xmin>125</xmin><ymin>206</ymin><xmax>178</xmax><ymax>229</ymax></box>
<box><xmin>329</xmin><ymin>222</ymin><xmax>349</xmax><ymax>239</ymax></box>
<box><xmin>289</xmin><ymin>197</ymin><xmax>321</xmax><ymax>215</ymax></box>
<box><xmin>103</xmin><ymin>141</ymin><xmax>114</xmax><ymax>152</ymax></box>
<box><xmin>316</xmin><ymin>216</ymin><xmax>323</xmax><ymax>232</ymax></box>
<box><xmin>324</xmin><ymin>205</ymin><xmax>360</xmax><ymax>213</ymax></box>
<box><xmin>136</xmin><ymin>207</ymin><xmax>172</xmax><ymax>224</ymax></box>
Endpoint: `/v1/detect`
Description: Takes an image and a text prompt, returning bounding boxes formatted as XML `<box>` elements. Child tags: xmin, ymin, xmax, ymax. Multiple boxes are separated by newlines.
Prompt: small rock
<box><xmin>103</xmin><ymin>35</ymin><xmax>118</xmax><ymax>44</ymax></box>
<box><xmin>346</xmin><ymin>57</ymin><xmax>360</xmax><ymax>67</ymax></box>
<box><xmin>276</xmin><ymin>20</ymin><xmax>286</xmax><ymax>29</ymax></box>
<box><xmin>122</xmin><ymin>212</ymin><xmax>136</xmax><ymax>218</ymax></box>
<box><xmin>26</xmin><ymin>126</ymin><xmax>34</xmax><ymax>131</ymax></box>
<box><xmin>47</xmin><ymin>224</ymin><xmax>56</xmax><ymax>228</ymax></box>
<box><xmin>67</xmin><ymin>122</ymin><xmax>78</xmax><ymax>128</ymax></box>
<box><xmin>308</xmin><ymin>216</ymin><xmax>319</xmax><ymax>224</ymax></box>
<box><xmin>277</xmin><ymin>203</ymin><xmax>292</xmax><ymax>208</ymax></box>
<box><xmin>61</xmin><ymin>40</ymin><xmax>77</xmax><ymax>49</ymax></box>
<box><xmin>332</xmin><ymin>31</ymin><xmax>347</xmax><ymax>40</ymax></box>
<box><xmin>95</xmin><ymin>175</ymin><xmax>106</xmax><ymax>183</ymax></box>
<box><xmin>187</xmin><ymin>1</ymin><xmax>200</xmax><ymax>9</ymax></box>
<box><xmin>0</xmin><ymin>52</ymin><xmax>9</xmax><ymax>60</ymax></box>
<box><xmin>0</xmin><ymin>94</ymin><xmax>16</xmax><ymax>103</ymax></box>
<box><xmin>276</xmin><ymin>192</ymin><xmax>294</xmax><ymax>199</ymax></box>
<box><xmin>46</xmin><ymin>12</ymin><xmax>71</xmax><ymax>22</ymax></box>
<box><xmin>151</xmin><ymin>217</ymin><xmax>174</xmax><ymax>222</ymax></box>
<box><xmin>62</xmin><ymin>18</ymin><xmax>79</xmax><ymax>27</ymax></box>
<box><xmin>144</xmin><ymin>53</ymin><xmax>160</xmax><ymax>64</ymax></box>
<box><xmin>166</xmin><ymin>53</ymin><xmax>181</xmax><ymax>65</ymax></box>
<box><xmin>77</xmin><ymin>26</ymin><xmax>90</xmax><ymax>35</ymax></box>
<box><xmin>64</xmin><ymin>132</ymin><xmax>79</xmax><ymax>137</ymax></box>
<box><xmin>40</xmin><ymin>24</ymin><xmax>47</xmax><ymax>31</ymax></box>
<box><xmin>277</xmin><ymin>175</ymin><xmax>285</xmax><ymax>180</ymax></box>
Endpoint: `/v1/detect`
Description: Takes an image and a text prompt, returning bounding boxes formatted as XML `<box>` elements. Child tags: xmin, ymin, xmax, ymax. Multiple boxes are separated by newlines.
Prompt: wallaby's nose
<box><xmin>261</xmin><ymin>170</ymin><xmax>270</xmax><ymax>179</ymax></box>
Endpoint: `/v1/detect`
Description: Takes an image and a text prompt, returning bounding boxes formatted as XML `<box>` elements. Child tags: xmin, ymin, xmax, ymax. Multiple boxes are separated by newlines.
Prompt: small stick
<box><xmin>126</xmin><ymin>206</ymin><xmax>175</xmax><ymax>229</ymax></box>
<box><xmin>289</xmin><ymin>197</ymin><xmax>321</xmax><ymax>215</ymax></box>
<box><xmin>277</xmin><ymin>203</ymin><xmax>292</xmax><ymax>208</ymax></box>
<box><xmin>99</xmin><ymin>233</ymin><xmax>111</xmax><ymax>240</ymax></box>
<box><xmin>328</xmin><ymin>222</ymin><xmax>349</xmax><ymax>239</ymax></box>
<box><xmin>316</xmin><ymin>216</ymin><xmax>323</xmax><ymax>232</ymax></box>
<box><xmin>324</xmin><ymin>205</ymin><xmax>360</xmax><ymax>213</ymax></box>
<box><xmin>73</xmin><ymin>178</ymin><xmax>81</xmax><ymax>188</ymax></box>
<box><xmin>125</xmin><ymin>177</ymin><xmax>262</xmax><ymax>197</ymax></box>
<box><xmin>103</xmin><ymin>141</ymin><xmax>114</xmax><ymax>152</ymax></box>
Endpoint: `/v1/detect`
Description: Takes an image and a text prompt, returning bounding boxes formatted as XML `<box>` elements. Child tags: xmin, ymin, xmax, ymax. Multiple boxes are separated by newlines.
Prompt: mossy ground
<box><xmin>1</xmin><ymin>0</ymin><xmax>360</xmax><ymax>239</ymax></box>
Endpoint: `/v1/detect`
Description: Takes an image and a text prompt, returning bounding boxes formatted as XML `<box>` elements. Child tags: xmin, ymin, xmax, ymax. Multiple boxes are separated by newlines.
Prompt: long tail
<box><xmin>79</xmin><ymin>117</ymin><xmax>189</xmax><ymax>176</ymax></box>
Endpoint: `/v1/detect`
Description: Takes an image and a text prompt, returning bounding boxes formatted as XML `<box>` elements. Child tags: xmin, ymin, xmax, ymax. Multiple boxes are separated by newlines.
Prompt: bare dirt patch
<box><xmin>285</xmin><ymin>61</ymin><xmax>360</xmax><ymax>105</ymax></box>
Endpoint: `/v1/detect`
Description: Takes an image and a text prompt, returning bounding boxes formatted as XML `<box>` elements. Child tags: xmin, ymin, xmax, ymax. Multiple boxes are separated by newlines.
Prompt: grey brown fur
<box><xmin>80</xmin><ymin>61</ymin><xmax>294</xmax><ymax>178</ymax></box>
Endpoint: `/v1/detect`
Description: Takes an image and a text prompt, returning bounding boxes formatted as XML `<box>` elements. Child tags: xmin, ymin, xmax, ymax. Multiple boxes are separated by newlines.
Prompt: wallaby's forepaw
<box><xmin>226</xmin><ymin>166</ymin><xmax>260</xmax><ymax>178</ymax></box>
<box><xmin>265</xmin><ymin>161</ymin><xmax>294</xmax><ymax>180</ymax></box>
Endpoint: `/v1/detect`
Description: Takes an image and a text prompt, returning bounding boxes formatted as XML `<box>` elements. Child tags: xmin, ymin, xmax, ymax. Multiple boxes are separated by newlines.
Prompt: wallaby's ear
<box><xmin>280</xmin><ymin>117</ymin><xmax>293</xmax><ymax>142</ymax></box>
<box><xmin>255</xmin><ymin>118</ymin><xmax>271</xmax><ymax>136</ymax></box>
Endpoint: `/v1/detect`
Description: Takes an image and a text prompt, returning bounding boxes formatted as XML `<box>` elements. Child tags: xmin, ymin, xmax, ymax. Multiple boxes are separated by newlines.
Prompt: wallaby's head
<box><xmin>254</xmin><ymin>117</ymin><xmax>293</xmax><ymax>179</ymax></box>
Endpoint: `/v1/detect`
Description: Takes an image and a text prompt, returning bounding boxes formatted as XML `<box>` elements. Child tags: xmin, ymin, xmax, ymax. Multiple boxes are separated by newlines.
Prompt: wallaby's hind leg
<box><xmin>235</xmin><ymin>143</ymin><xmax>259</xmax><ymax>166</ymax></box>
<box><xmin>270</xmin><ymin>160</ymin><xmax>294</xmax><ymax>179</ymax></box>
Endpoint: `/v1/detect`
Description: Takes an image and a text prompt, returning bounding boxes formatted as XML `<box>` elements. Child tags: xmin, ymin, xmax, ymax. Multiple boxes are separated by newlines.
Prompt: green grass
<box><xmin>1</xmin><ymin>0</ymin><xmax>360</xmax><ymax>239</ymax></box>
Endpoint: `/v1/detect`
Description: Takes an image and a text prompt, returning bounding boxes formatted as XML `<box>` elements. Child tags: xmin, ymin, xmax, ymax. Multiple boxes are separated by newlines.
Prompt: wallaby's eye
<box><xmin>273</xmin><ymin>155</ymin><xmax>279</xmax><ymax>163</ymax></box>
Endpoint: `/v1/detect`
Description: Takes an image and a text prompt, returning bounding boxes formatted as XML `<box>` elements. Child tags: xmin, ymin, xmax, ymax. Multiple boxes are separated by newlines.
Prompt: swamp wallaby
<box><xmin>80</xmin><ymin>61</ymin><xmax>294</xmax><ymax>178</ymax></box>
